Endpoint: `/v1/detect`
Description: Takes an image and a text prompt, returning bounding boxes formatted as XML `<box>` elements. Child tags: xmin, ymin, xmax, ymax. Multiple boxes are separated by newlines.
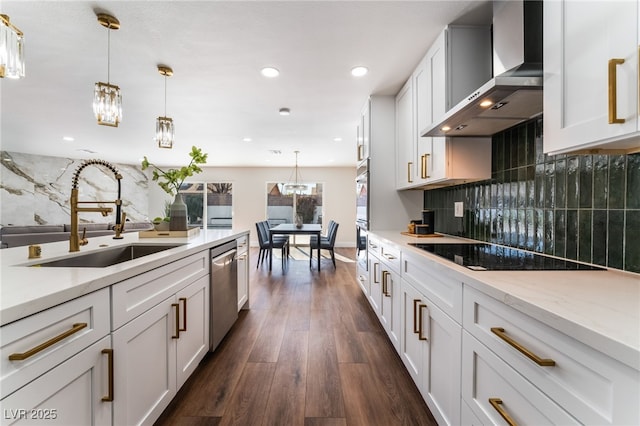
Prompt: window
<box><xmin>178</xmin><ymin>182</ymin><xmax>233</xmax><ymax>229</ymax></box>
<box><xmin>266</xmin><ymin>182</ymin><xmax>323</xmax><ymax>245</ymax></box>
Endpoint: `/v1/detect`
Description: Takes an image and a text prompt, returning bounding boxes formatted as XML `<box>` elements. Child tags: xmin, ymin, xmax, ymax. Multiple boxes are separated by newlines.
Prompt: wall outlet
<box><xmin>454</xmin><ymin>202</ymin><xmax>464</xmax><ymax>218</ymax></box>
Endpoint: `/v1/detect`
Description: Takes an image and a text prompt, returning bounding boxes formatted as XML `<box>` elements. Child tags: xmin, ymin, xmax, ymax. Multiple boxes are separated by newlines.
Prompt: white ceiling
<box><xmin>0</xmin><ymin>0</ymin><xmax>491</xmax><ymax>168</ymax></box>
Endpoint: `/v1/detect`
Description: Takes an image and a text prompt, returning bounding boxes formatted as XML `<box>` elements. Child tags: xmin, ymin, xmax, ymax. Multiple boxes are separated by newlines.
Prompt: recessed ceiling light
<box><xmin>62</xmin><ymin>136</ymin><xmax>75</xmax><ymax>142</ymax></box>
<box><xmin>333</xmin><ymin>137</ymin><xmax>342</xmax><ymax>142</ymax></box>
<box><xmin>351</xmin><ymin>66</ymin><xmax>368</xmax><ymax>77</ymax></box>
<box><xmin>279</xmin><ymin>107</ymin><xmax>290</xmax><ymax>116</ymax></box>
<box><xmin>261</xmin><ymin>67</ymin><xmax>280</xmax><ymax>77</ymax></box>
<box><xmin>243</xmin><ymin>137</ymin><xmax>252</xmax><ymax>142</ymax></box>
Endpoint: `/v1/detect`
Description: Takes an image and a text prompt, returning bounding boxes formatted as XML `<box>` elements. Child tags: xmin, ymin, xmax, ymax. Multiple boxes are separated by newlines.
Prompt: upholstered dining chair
<box><xmin>309</xmin><ymin>220</ymin><xmax>339</xmax><ymax>268</ymax></box>
<box><xmin>255</xmin><ymin>221</ymin><xmax>289</xmax><ymax>268</ymax></box>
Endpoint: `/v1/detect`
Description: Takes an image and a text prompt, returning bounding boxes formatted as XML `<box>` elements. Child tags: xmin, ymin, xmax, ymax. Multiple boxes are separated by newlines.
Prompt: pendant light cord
<box><xmin>106</xmin><ymin>25</ymin><xmax>111</xmax><ymax>84</ymax></box>
<box><xmin>164</xmin><ymin>75</ymin><xmax>167</xmax><ymax>116</ymax></box>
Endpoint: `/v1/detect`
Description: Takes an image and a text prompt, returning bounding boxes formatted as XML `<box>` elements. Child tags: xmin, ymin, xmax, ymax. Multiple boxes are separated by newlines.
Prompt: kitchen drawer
<box><xmin>402</xmin><ymin>250</ymin><xmax>462</xmax><ymax>323</ymax></box>
<box><xmin>368</xmin><ymin>237</ymin><xmax>381</xmax><ymax>257</ymax></box>
<box><xmin>462</xmin><ymin>331</ymin><xmax>579</xmax><ymax>425</ymax></box>
<box><xmin>112</xmin><ymin>250</ymin><xmax>209</xmax><ymax>330</ymax></box>
<box><xmin>463</xmin><ymin>286</ymin><xmax>640</xmax><ymax>425</ymax></box>
<box><xmin>378</xmin><ymin>241</ymin><xmax>401</xmax><ymax>274</ymax></box>
<box><xmin>236</xmin><ymin>235</ymin><xmax>248</xmax><ymax>255</ymax></box>
<box><xmin>0</xmin><ymin>288</ymin><xmax>110</xmax><ymax>398</ymax></box>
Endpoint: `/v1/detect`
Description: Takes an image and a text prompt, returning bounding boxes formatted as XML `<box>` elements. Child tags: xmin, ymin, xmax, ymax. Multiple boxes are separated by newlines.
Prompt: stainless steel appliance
<box><xmin>210</xmin><ymin>240</ymin><xmax>238</xmax><ymax>351</ymax></box>
<box><xmin>409</xmin><ymin>243</ymin><xmax>604</xmax><ymax>271</ymax></box>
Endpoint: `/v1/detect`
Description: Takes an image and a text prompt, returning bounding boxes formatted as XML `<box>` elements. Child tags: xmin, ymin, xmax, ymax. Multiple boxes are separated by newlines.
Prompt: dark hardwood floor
<box><xmin>155</xmin><ymin>247</ymin><xmax>437</xmax><ymax>426</ymax></box>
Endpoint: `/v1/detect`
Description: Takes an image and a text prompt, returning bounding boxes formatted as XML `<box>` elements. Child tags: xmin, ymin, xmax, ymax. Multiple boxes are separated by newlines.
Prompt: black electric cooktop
<box><xmin>409</xmin><ymin>243</ymin><xmax>605</xmax><ymax>271</ymax></box>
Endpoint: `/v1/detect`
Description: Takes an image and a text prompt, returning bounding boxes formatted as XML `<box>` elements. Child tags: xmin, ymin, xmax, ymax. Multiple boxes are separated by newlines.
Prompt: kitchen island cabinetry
<box><xmin>544</xmin><ymin>0</ymin><xmax>640</xmax><ymax>154</ymax></box>
<box><xmin>237</xmin><ymin>234</ymin><xmax>249</xmax><ymax>311</ymax></box>
<box><xmin>111</xmin><ymin>250</ymin><xmax>209</xmax><ymax>426</ymax></box>
<box><xmin>0</xmin><ymin>289</ymin><xmax>112</xmax><ymax>426</ymax></box>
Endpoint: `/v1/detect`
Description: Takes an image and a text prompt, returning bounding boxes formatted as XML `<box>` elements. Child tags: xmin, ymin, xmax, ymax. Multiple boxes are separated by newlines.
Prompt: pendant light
<box><xmin>284</xmin><ymin>151</ymin><xmax>306</xmax><ymax>194</ymax></box>
<box><xmin>0</xmin><ymin>14</ymin><xmax>25</xmax><ymax>79</ymax></box>
<box><xmin>93</xmin><ymin>13</ymin><xmax>122</xmax><ymax>127</ymax></box>
<box><xmin>156</xmin><ymin>65</ymin><xmax>174</xmax><ymax>149</ymax></box>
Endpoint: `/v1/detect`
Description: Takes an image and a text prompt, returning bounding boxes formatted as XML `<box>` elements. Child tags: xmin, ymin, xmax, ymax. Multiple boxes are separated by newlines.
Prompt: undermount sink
<box><xmin>31</xmin><ymin>244</ymin><xmax>185</xmax><ymax>268</ymax></box>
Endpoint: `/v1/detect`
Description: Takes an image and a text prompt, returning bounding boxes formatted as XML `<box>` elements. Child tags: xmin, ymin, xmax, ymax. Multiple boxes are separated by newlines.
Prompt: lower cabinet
<box><xmin>379</xmin><ymin>266</ymin><xmax>401</xmax><ymax>352</ymax></box>
<box><xmin>112</xmin><ymin>275</ymin><xmax>209</xmax><ymax>426</ymax></box>
<box><xmin>237</xmin><ymin>235</ymin><xmax>249</xmax><ymax>311</ymax></box>
<box><xmin>400</xmin><ymin>279</ymin><xmax>461</xmax><ymax>426</ymax></box>
<box><xmin>0</xmin><ymin>336</ymin><xmax>112</xmax><ymax>426</ymax></box>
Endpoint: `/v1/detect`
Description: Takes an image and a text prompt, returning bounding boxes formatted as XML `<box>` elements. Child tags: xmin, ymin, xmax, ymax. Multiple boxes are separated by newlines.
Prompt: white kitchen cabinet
<box><xmin>237</xmin><ymin>235</ymin><xmax>249</xmax><ymax>311</ymax></box>
<box><xmin>400</xmin><ymin>279</ymin><xmax>462</xmax><ymax>426</ymax></box>
<box><xmin>462</xmin><ymin>331</ymin><xmax>580</xmax><ymax>426</ymax></box>
<box><xmin>463</xmin><ymin>285</ymin><xmax>640</xmax><ymax>425</ymax></box>
<box><xmin>396</xmin><ymin>26</ymin><xmax>492</xmax><ymax>190</ymax></box>
<box><xmin>356</xmin><ymin>100</ymin><xmax>370</xmax><ymax>163</ymax></box>
<box><xmin>111</xmin><ymin>250</ymin><xmax>210</xmax><ymax>426</ymax></box>
<box><xmin>0</xmin><ymin>336</ymin><xmax>113</xmax><ymax>426</ymax></box>
<box><xmin>544</xmin><ymin>0</ymin><xmax>640</xmax><ymax>154</ymax></box>
<box><xmin>367</xmin><ymin>249</ymin><xmax>382</xmax><ymax>316</ymax></box>
<box><xmin>376</xmin><ymin>240</ymin><xmax>402</xmax><ymax>352</ymax></box>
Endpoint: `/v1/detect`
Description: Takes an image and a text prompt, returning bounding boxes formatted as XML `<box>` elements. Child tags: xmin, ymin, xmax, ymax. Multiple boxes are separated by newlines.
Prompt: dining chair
<box><xmin>309</xmin><ymin>220</ymin><xmax>339</xmax><ymax>268</ymax></box>
<box><xmin>255</xmin><ymin>221</ymin><xmax>288</xmax><ymax>268</ymax></box>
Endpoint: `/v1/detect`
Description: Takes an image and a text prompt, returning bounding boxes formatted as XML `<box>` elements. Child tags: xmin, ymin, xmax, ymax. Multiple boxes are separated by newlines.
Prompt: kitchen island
<box><xmin>0</xmin><ymin>229</ymin><xmax>249</xmax><ymax>426</ymax></box>
<box><xmin>362</xmin><ymin>230</ymin><xmax>639</xmax><ymax>426</ymax></box>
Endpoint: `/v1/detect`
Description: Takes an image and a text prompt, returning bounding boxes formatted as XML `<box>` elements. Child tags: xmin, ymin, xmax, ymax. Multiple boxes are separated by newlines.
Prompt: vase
<box><xmin>169</xmin><ymin>193</ymin><xmax>188</xmax><ymax>231</ymax></box>
<box><xmin>295</xmin><ymin>214</ymin><xmax>303</xmax><ymax>229</ymax></box>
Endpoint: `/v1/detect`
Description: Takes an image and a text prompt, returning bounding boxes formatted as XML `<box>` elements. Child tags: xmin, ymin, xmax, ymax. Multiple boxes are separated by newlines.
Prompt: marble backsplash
<box><xmin>1</xmin><ymin>151</ymin><xmax>150</xmax><ymax>226</ymax></box>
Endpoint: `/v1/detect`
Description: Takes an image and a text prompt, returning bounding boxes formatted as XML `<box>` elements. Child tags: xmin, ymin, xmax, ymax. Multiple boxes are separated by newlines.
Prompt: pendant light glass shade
<box><xmin>156</xmin><ymin>116</ymin><xmax>174</xmax><ymax>149</ymax></box>
<box><xmin>284</xmin><ymin>151</ymin><xmax>306</xmax><ymax>194</ymax></box>
<box><xmin>0</xmin><ymin>14</ymin><xmax>25</xmax><ymax>79</ymax></box>
<box><xmin>93</xmin><ymin>14</ymin><xmax>122</xmax><ymax>127</ymax></box>
<box><xmin>155</xmin><ymin>65</ymin><xmax>174</xmax><ymax>149</ymax></box>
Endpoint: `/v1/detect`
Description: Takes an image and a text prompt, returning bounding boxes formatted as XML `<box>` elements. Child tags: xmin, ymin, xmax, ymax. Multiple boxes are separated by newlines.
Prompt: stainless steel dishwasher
<box><xmin>210</xmin><ymin>240</ymin><xmax>238</xmax><ymax>351</ymax></box>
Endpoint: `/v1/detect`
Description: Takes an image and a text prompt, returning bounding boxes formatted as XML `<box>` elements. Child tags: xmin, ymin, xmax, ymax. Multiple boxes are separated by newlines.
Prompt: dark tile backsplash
<box><xmin>424</xmin><ymin>117</ymin><xmax>640</xmax><ymax>273</ymax></box>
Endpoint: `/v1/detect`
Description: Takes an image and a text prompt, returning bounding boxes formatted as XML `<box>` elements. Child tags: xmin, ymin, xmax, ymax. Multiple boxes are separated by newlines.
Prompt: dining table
<box><xmin>269</xmin><ymin>223</ymin><xmax>322</xmax><ymax>271</ymax></box>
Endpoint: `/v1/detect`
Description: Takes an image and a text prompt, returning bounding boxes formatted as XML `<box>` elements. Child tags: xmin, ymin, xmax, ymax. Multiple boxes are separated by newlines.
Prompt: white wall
<box><xmin>148</xmin><ymin>166</ymin><xmax>357</xmax><ymax>248</ymax></box>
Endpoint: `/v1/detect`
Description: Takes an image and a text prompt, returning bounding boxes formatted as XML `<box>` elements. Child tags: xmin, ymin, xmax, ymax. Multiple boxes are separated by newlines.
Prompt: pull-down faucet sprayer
<box><xmin>69</xmin><ymin>159</ymin><xmax>125</xmax><ymax>252</ymax></box>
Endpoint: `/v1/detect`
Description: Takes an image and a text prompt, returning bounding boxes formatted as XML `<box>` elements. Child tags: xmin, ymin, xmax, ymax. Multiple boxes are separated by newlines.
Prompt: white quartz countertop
<box><xmin>370</xmin><ymin>230</ymin><xmax>640</xmax><ymax>370</ymax></box>
<box><xmin>0</xmin><ymin>229</ymin><xmax>249</xmax><ymax>326</ymax></box>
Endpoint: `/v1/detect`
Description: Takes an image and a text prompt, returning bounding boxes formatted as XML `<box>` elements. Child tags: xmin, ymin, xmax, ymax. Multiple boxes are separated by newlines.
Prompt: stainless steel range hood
<box><xmin>421</xmin><ymin>0</ymin><xmax>543</xmax><ymax>138</ymax></box>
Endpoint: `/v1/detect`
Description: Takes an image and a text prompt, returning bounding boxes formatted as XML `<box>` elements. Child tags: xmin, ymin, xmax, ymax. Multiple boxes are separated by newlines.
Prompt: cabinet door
<box><xmin>544</xmin><ymin>0</ymin><xmax>639</xmax><ymax>154</ymax></box>
<box><xmin>0</xmin><ymin>336</ymin><xmax>112</xmax><ymax>426</ymax></box>
<box><xmin>422</xmin><ymin>298</ymin><xmax>462</xmax><ymax>426</ymax></box>
<box><xmin>112</xmin><ymin>297</ymin><xmax>177</xmax><ymax>426</ymax></box>
<box><xmin>380</xmin><ymin>267</ymin><xmax>401</xmax><ymax>352</ymax></box>
<box><xmin>368</xmin><ymin>255</ymin><xmax>382</xmax><ymax>315</ymax></box>
<box><xmin>176</xmin><ymin>276</ymin><xmax>209</xmax><ymax>390</ymax></box>
<box><xmin>400</xmin><ymin>280</ymin><xmax>425</xmax><ymax>386</ymax></box>
<box><xmin>237</xmin><ymin>250</ymin><xmax>248</xmax><ymax>311</ymax></box>
<box><xmin>396</xmin><ymin>79</ymin><xmax>415</xmax><ymax>188</ymax></box>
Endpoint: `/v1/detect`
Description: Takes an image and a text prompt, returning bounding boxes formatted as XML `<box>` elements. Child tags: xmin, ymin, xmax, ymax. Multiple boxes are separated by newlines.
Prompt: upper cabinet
<box><xmin>396</xmin><ymin>26</ymin><xmax>493</xmax><ymax>190</ymax></box>
<box><xmin>357</xmin><ymin>101</ymin><xmax>370</xmax><ymax>163</ymax></box>
<box><xmin>544</xmin><ymin>0</ymin><xmax>640</xmax><ymax>154</ymax></box>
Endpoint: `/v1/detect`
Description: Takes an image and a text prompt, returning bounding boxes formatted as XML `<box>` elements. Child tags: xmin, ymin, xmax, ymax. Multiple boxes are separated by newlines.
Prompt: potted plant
<box><xmin>141</xmin><ymin>146</ymin><xmax>208</xmax><ymax>231</ymax></box>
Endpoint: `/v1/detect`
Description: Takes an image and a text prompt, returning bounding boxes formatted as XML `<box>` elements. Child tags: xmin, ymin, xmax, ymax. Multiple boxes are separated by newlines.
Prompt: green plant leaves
<box><xmin>141</xmin><ymin>146</ymin><xmax>208</xmax><ymax>195</ymax></box>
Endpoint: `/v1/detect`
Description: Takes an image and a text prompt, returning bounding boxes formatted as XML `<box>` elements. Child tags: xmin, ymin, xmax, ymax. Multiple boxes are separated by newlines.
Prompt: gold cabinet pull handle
<box><xmin>407</xmin><ymin>162</ymin><xmax>413</xmax><ymax>183</ymax></box>
<box><xmin>172</xmin><ymin>303</ymin><xmax>180</xmax><ymax>339</ymax></box>
<box><xmin>418</xmin><ymin>304</ymin><xmax>428</xmax><ymax>341</ymax></box>
<box><xmin>357</xmin><ymin>144</ymin><xmax>364</xmax><ymax>161</ymax></box>
<box><xmin>608</xmin><ymin>58</ymin><xmax>626</xmax><ymax>124</ymax></box>
<box><xmin>413</xmin><ymin>299</ymin><xmax>421</xmax><ymax>334</ymax></box>
<box><xmin>489</xmin><ymin>398</ymin><xmax>517</xmax><ymax>426</ymax></box>
<box><xmin>373</xmin><ymin>262</ymin><xmax>380</xmax><ymax>283</ymax></box>
<box><xmin>382</xmin><ymin>271</ymin><xmax>391</xmax><ymax>297</ymax></box>
<box><xmin>421</xmin><ymin>154</ymin><xmax>430</xmax><ymax>179</ymax></box>
<box><xmin>8</xmin><ymin>322</ymin><xmax>88</xmax><ymax>361</ymax></box>
<box><xmin>179</xmin><ymin>297</ymin><xmax>187</xmax><ymax>332</ymax></box>
<box><xmin>102</xmin><ymin>348</ymin><xmax>114</xmax><ymax>402</ymax></box>
<box><xmin>383</xmin><ymin>253</ymin><xmax>396</xmax><ymax>261</ymax></box>
<box><xmin>491</xmin><ymin>327</ymin><xmax>555</xmax><ymax>366</ymax></box>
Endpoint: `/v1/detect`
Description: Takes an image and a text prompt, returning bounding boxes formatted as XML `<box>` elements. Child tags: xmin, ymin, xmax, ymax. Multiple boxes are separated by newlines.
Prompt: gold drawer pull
<box><xmin>421</xmin><ymin>154</ymin><xmax>430</xmax><ymax>179</ymax></box>
<box><xmin>407</xmin><ymin>162</ymin><xmax>413</xmax><ymax>183</ymax></box>
<box><xmin>489</xmin><ymin>398</ymin><xmax>517</xmax><ymax>426</ymax></box>
<box><xmin>491</xmin><ymin>327</ymin><xmax>555</xmax><ymax>366</ymax></box>
<box><xmin>382</xmin><ymin>271</ymin><xmax>391</xmax><ymax>297</ymax></box>
<box><xmin>8</xmin><ymin>322</ymin><xmax>88</xmax><ymax>361</ymax></box>
<box><xmin>383</xmin><ymin>253</ymin><xmax>396</xmax><ymax>260</ymax></box>
<box><xmin>373</xmin><ymin>262</ymin><xmax>380</xmax><ymax>283</ymax></box>
<box><xmin>608</xmin><ymin>58</ymin><xmax>626</xmax><ymax>124</ymax></box>
<box><xmin>102</xmin><ymin>348</ymin><xmax>114</xmax><ymax>402</ymax></box>
<box><xmin>413</xmin><ymin>299</ymin><xmax>421</xmax><ymax>334</ymax></box>
<box><xmin>172</xmin><ymin>303</ymin><xmax>180</xmax><ymax>339</ymax></box>
<box><xmin>418</xmin><ymin>304</ymin><xmax>428</xmax><ymax>341</ymax></box>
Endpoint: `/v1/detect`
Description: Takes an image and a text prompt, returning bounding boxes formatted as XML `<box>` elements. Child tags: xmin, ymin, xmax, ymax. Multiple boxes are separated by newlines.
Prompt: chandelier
<box><xmin>284</xmin><ymin>151</ymin><xmax>306</xmax><ymax>194</ymax></box>
<box><xmin>0</xmin><ymin>14</ymin><xmax>25</xmax><ymax>79</ymax></box>
<box><xmin>156</xmin><ymin>65</ymin><xmax>174</xmax><ymax>149</ymax></box>
<box><xmin>93</xmin><ymin>13</ymin><xmax>122</xmax><ymax>127</ymax></box>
